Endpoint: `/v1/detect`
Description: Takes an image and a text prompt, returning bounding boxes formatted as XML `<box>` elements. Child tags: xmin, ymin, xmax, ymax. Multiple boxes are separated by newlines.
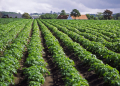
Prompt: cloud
<box><xmin>0</xmin><ymin>0</ymin><xmax>120</xmax><ymax>14</ymax></box>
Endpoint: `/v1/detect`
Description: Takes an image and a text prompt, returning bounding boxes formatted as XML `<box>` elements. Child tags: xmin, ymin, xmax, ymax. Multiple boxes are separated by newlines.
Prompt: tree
<box><xmin>71</xmin><ymin>9</ymin><xmax>81</xmax><ymax>19</ymax></box>
<box><xmin>103</xmin><ymin>9</ymin><xmax>113</xmax><ymax>20</ymax></box>
<box><xmin>90</xmin><ymin>15</ymin><xmax>94</xmax><ymax>20</ymax></box>
<box><xmin>94</xmin><ymin>17</ymin><xmax>98</xmax><ymax>20</ymax></box>
<box><xmin>86</xmin><ymin>14</ymin><xmax>91</xmax><ymax>19</ymax></box>
<box><xmin>118</xmin><ymin>17</ymin><xmax>120</xmax><ymax>20</ymax></box>
<box><xmin>96</xmin><ymin>12</ymin><xmax>103</xmax><ymax>20</ymax></box>
<box><xmin>53</xmin><ymin>14</ymin><xmax>58</xmax><ymax>19</ymax></box>
<box><xmin>114</xmin><ymin>13</ymin><xmax>120</xmax><ymax>20</ymax></box>
<box><xmin>40</xmin><ymin>13</ymin><xmax>58</xmax><ymax>19</ymax></box>
<box><xmin>86</xmin><ymin>14</ymin><xmax>98</xmax><ymax>20</ymax></box>
<box><xmin>22</xmin><ymin>12</ymin><xmax>31</xmax><ymax>19</ymax></box>
<box><xmin>99</xmin><ymin>16</ymin><xmax>104</xmax><ymax>20</ymax></box>
<box><xmin>60</xmin><ymin>10</ymin><xmax>66</xmax><ymax>15</ymax></box>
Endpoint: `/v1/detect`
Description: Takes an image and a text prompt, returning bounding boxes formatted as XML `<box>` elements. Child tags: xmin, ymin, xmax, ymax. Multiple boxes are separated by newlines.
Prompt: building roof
<box><xmin>57</xmin><ymin>15</ymin><xmax>88</xmax><ymax>20</ymax></box>
<box><xmin>8</xmin><ymin>14</ymin><xmax>22</xmax><ymax>18</ymax></box>
<box><xmin>57</xmin><ymin>15</ymin><xmax>69</xmax><ymax>19</ymax></box>
<box><xmin>71</xmin><ymin>15</ymin><xmax>88</xmax><ymax>19</ymax></box>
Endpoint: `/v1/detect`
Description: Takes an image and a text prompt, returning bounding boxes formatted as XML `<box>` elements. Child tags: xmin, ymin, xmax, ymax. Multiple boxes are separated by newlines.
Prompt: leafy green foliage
<box><xmin>103</xmin><ymin>9</ymin><xmax>113</xmax><ymax>20</ymax></box>
<box><xmin>22</xmin><ymin>12</ymin><xmax>31</xmax><ymax>19</ymax></box>
<box><xmin>23</xmin><ymin>20</ymin><xmax>50</xmax><ymax>85</ymax></box>
<box><xmin>41</xmin><ymin>19</ymin><xmax>120</xmax><ymax>86</ymax></box>
<box><xmin>71</xmin><ymin>9</ymin><xmax>81</xmax><ymax>18</ymax></box>
<box><xmin>0</xmin><ymin>18</ymin><xmax>22</xmax><ymax>24</ymax></box>
<box><xmin>37</xmin><ymin>19</ymin><xmax>89</xmax><ymax>86</ymax></box>
<box><xmin>40</xmin><ymin>13</ymin><xmax>58</xmax><ymax>19</ymax></box>
<box><xmin>86</xmin><ymin>14</ymin><xmax>98</xmax><ymax>20</ymax></box>
<box><xmin>0</xmin><ymin>19</ymin><xmax>29</xmax><ymax>52</ymax></box>
<box><xmin>60</xmin><ymin>10</ymin><xmax>66</xmax><ymax>15</ymax></box>
<box><xmin>0</xmin><ymin>20</ymin><xmax>33</xmax><ymax>85</ymax></box>
<box><xmin>46</xmin><ymin>20</ymin><xmax>120</xmax><ymax>66</ymax></box>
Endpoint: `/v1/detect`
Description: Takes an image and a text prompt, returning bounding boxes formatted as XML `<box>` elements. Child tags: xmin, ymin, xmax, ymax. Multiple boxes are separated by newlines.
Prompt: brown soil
<box><xmin>0</xmin><ymin>51</ymin><xmax>3</xmax><ymax>57</ymax></box>
<box><xmin>59</xmin><ymin>41</ymin><xmax>108</xmax><ymax>86</ymax></box>
<box><xmin>10</xmin><ymin>27</ymin><xmax>33</xmax><ymax>86</ymax></box>
<box><xmin>47</xmin><ymin>28</ymin><xmax>109</xmax><ymax>86</ymax></box>
<box><xmin>12</xmin><ymin>47</ymin><xmax>28</xmax><ymax>86</ymax></box>
<box><xmin>40</xmin><ymin>29</ymin><xmax>65</xmax><ymax>86</ymax></box>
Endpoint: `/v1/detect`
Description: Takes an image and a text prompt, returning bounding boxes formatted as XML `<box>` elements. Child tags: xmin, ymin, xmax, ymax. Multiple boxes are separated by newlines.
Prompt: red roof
<box><xmin>57</xmin><ymin>15</ymin><xmax>88</xmax><ymax>20</ymax></box>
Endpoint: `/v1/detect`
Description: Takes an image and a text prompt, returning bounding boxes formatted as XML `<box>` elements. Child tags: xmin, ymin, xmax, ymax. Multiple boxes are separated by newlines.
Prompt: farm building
<box><xmin>2</xmin><ymin>14</ymin><xmax>9</xmax><ymax>18</ymax></box>
<box><xmin>57</xmin><ymin>14</ymin><xmax>88</xmax><ymax>20</ymax></box>
<box><xmin>2</xmin><ymin>14</ymin><xmax>22</xmax><ymax>18</ymax></box>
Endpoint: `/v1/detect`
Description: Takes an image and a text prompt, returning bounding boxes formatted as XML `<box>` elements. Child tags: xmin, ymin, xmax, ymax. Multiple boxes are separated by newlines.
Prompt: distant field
<box><xmin>0</xmin><ymin>18</ymin><xmax>22</xmax><ymax>25</ymax></box>
<box><xmin>0</xmin><ymin>19</ymin><xmax>120</xmax><ymax>86</ymax></box>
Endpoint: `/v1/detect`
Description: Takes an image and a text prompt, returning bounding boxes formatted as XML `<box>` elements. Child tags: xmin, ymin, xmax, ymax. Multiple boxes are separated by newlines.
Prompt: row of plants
<box><xmin>41</xmin><ymin>20</ymin><xmax>120</xmax><ymax>86</ymax></box>
<box><xmin>46</xmin><ymin>20</ymin><xmax>120</xmax><ymax>53</ymax></box>
<box><xmin>0</xmin><ymin>18</ymin><xmax>22</xmax><ymax>25</ymax></box>
<box><xmin>0</xmin><ymin>20</ymin><xmax>33</xmax><ymax>86</ymax></box>
<box><xmin>54</xmin><ymin>20</ymin><xmax>120</xmax><ymax>42</ymax></box>
<box><xmin>37</xmin><ymin>20</ymin><xmax>89</xmax><ymax>86</ymax></box>
<box><xmin>65</xmin><ymin>20</ymin><xmax>120</xmax><ymax>39</ymax></box>
<box><xmin>44</xmin><ymin>20</ymin><xmax>120</xmax><ymax>69</ymax></box>
<box><xmin>0</xmin><ymin>19</ymin><xmax>26</xmax><ymax>36</ymax></box>
<box><xmin>0</xmin><ymin>20</ymin><xmax>30</xmax><ymax>52</ymax></box>
<box><xmin>23</xmin><ymin>20</ymin><xmax>50</xmax><ymax>86</ymax></box>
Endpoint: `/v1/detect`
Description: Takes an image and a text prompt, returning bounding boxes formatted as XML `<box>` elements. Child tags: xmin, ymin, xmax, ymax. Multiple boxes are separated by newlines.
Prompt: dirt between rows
<box><xmin>40</xmin><ymin>30</ymin><xmax>65</xmax><ymax>86</ymax></box>
<box><xmin>58</xmin><ymin>40</ymin><xmax>108</xmax><ymax>86</ymax></box>
<box><xmin>10</xmin><ymin>27</ymin><xmax>33</xmax><ymax>86</ymax></box>
<box><xmin>9</xmin><ymin>22</ymin><xmax>109</xmax><ymax>86</ymax></box>
<box><xmin>45</xmin><ymin>25</ymin><xmax>110</xmax><ymax>86</ymax></box>
<box><xmin>10</xmin><ymin>25</ymin><xmax>65</xmax><ymax>86</ymax></box>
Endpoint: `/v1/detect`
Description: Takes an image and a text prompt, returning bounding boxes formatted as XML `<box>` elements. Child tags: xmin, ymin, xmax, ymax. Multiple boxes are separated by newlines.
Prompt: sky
<box><xmin>0</xmin><ymin>0</ymin><xmax>120</xmax><ymax>14</ymax></box>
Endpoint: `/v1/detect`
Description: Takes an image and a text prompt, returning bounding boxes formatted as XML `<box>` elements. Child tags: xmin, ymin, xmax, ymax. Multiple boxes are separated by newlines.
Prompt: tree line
<box><xmin>86</xmin><ymin>10</ymin><xmax>120</xmax><ymax>20</ymax></box>
<box><xmin>1</xmin><ymin>9</ymin><xmax>120</xmax><ymax>20</ymax></box>
<box><xmin>40</xmin><ymin>13</ymin><xmax>58</xmax><ymax>19</ymax></box>
<box><xmin>40</xmin><ymin>9</ymin><xmax>120</xmax><ymax>20</ymax></box>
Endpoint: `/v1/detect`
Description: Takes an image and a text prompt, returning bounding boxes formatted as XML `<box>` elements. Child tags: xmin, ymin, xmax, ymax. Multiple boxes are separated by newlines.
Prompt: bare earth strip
<box><xmin>10</xmin><ymin>26</ymin><xmax>33</xmax><ymax>86</ymax></box>
<box><xmin>39</xmin><ymin>28</ymin><xmax>65</xmax><ymax>86</ymax></box>
<box><xmin>47</xmin><ymin>27</ymin><xmax>109</xmax><ymax>86</ymax></box>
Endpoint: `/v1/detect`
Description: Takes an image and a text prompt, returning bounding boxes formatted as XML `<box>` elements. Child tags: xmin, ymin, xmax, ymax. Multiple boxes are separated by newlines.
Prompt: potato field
<box><xmin>0</xmin><ymin>19</ymin><xmax>120</xmax><ymax>86</ymax></box>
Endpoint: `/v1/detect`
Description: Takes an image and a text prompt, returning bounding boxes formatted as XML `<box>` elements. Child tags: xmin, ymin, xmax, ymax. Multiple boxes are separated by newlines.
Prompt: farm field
<box><xmin>0</xmin><ymin>18</ymin><xmax>23</xmax><ymax>25</ymax></box>
<box><xmin>0</xmin><ymin>19</ymin><xmax>120</xmax><ymax>86</ymax></box>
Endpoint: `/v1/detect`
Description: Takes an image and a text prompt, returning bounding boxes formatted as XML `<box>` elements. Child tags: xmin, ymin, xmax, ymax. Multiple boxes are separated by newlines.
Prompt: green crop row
<box><xmin>45</xmin><ymin>20</ymin><xmax>120</xmax><ymax>53</ymax></box>
<box><xmin>65</xmin><ymin>20</ymin><xmax>120</xmax><ymax>39</ymax></box>
<box><xmin>41</xmin><ymin>20</ymin><xmax>120</xmax><ymax>86</ymax></box>
<box><xmin>0</xmin><ymin>19</ymin><xmax>27</xmax><ymax>36</ymax></box>
<box><xmin>37</xmin><ymin>20</ymin><xmax>89</xmax><ymax>86</ymax></box>
<box><xmin>44</xmin><ymin>20</ymin><xmax>120</xmax><ymax>69</ymax></box>
<box><xmin>52</xmin><ymin>20</ymin><xmax>112</xmax><ymax>41</ymax></box>
<box><xmin>0</xmin><ymin>20</ymin><xmax>30</xmax><ymax>52</ymax></box>
<box><xmin>23</xmin><ymin>20</ymin><xmax>50</xmax><ymax>86</ymax></box>
<box><xmin>0</xmin><ymin>20</ymin><xmax>33</xmax><ymax>86</ymax></box>
<box><xmin>0</xmin><ymin>18</ymin><xmax>22</xmax><ymax>25</ymax></box>
<box><xmin>53</xmin><ymin>20</ymin><xmax>120</xmax><ymax>42</ymax></box>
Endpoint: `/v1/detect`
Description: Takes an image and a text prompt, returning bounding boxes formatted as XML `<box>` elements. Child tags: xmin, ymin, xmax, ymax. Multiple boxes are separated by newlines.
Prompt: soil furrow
<box><xmin>39</xmin><ymin>28</ymin><xmax>65</xmax><ymax>86</ymax></box>
<box><xmin>10</xmin><ymin>26</ymin><xmax>33</xmax><ymax>86</ymax></box>
<box><xmin>47</xmin><ymin>28</ymin><xmax>109</xmax><ymax>86</ymax></box>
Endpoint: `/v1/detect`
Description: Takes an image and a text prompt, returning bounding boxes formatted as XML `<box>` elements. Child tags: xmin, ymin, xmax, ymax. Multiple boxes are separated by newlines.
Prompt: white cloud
<box><xmin>0</xmin><ymin>0</ymin><xmax>120</xmax><ymax>14</ymax></box>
